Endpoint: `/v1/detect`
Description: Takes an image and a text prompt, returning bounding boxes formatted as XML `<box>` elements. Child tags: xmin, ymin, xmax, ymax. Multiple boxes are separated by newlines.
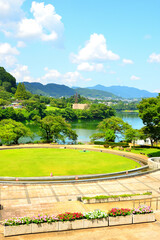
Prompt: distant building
<box><xmin>6</xmin><ymin>101</ymin><xmax>23</xmax><ymax>109</ymax></box>
<box><xmin>134</xmin><ymin>138</ymin><xmax>151</xmax><ymax>145</ymax></box>
<box><xmin>72</xmin><ymin>104</ymin><xmax>89</xmax><ymax>110</ymax></box>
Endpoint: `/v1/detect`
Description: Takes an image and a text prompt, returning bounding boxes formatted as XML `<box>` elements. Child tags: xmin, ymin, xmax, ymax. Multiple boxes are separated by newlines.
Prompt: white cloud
<box><xmin>154</xmin><ymin>89</ymin><xmax>160</xmax><ymax>93</ymax></box>
<box><xmin>148</xmin><ymin>53</ymin><xmax>160</xmax><ymax>63</ymax></box>
<box><xmin>11</xmin><ymin>66</ymin><xmax>89</xmax><ymax>86</ymax></box>
<box><xmin>17</xmin><ymin>41</ymin><xmax>26</xmax><ymax>48</ymax></box>
<box><xmin>77</xmin><ymin>62</ymin><xmax>104</xmax><ymax>72</ymax></box>
<box><xmin>130</xmin><ymin>75</ymin><xmax>140</xmax><ymax>80</ymax></box>
<box><xmin>41</xmin><ymin>68</ymin><xmax>86</xmax><ymax>86</ymax></box>
<box><xmin>0</xmin><ymin>0</ymin><xmax>24</xmax><ymax>23</ymax></box>
<box><xmin>122</xmin><ymin>59</ymin><xmax>134</xmax><ymax>64</ymax></box>
<box><xmin>71</xmin><ymin>33</ymin><xmax>120</xmax><ymax>63</ymax></box>
<box><xmin>0</xmin><ymin>42</ymin><xmax>19</xmax><ymax>67</ymax></box>
<box><xmin>10</xmin><ymin>64</ymin><xmax>33</xmax><ymax>82</ymax></box>
<box><xmin>0</xmin><ymin>1</ymin><xmax>63</xmax><ymax>44</ymax></box>
<box><xmin>16</xmin><ymin>1</ymin><xmax>63</xmax><ymax>42</ymax></box>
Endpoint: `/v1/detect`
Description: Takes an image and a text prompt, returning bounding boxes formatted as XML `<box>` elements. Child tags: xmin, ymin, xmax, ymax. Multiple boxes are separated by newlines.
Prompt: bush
<box><xmin>132</xmin><ymin>145</ymin><xmax>160</xmax><ymax>149</ymax></box>
<box><xmin>94</xmin><ymin>141</ymin><xmax>106</xmax><ymax>145</ymax></box>
<box><xmin>104</xmin><ymin>142</ymin><xmax>129</xmax><ymax>148</ymax></box>
<box><xmin>104</xmin><ymin>144</ymin><xmax>109</xmax><ymax>148</ymax></box>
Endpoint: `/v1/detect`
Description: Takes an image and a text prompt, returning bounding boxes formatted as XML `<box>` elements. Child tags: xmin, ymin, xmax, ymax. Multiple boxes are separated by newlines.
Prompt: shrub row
<box><xmin>82</xmin><ymin>192</ymin><xmax>152</xmax><ymax>201</ymax></box>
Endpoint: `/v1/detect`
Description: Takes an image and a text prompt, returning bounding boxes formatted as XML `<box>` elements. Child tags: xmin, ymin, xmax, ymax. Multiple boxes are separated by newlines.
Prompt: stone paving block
<box><xmin>122</xmin><ymin>183</ymin><xmax>149</xmax><ymax>191</ymax></box>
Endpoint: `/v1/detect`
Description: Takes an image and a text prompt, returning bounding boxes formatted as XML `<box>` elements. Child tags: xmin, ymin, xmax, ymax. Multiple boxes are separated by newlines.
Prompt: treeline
<box><xmin>112</xmin><ymin>101</ymin><xmax>138</xmax><ymax>111</ymax></box>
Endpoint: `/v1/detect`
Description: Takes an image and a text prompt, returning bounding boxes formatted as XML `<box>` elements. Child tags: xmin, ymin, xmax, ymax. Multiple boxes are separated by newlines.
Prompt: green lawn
<box><xmin>130</xmin><ymin>148</ymin><xmax>160</xmax><ymax>157</ymax></box>
<box><xmin>0</xmin><ymin>148</ymin><xmax>140</xmax><ymax>177</ymax></box>
<box><xmin>95</xmin><ymin>146</ymin><xmax>160</xmax><ymax>157</ymax></box>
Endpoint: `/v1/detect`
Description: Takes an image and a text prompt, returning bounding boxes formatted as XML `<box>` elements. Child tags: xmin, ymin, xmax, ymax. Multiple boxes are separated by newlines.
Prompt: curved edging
<box><xmin>0</xmin><ymin>165</ymin><xmax>148</xmax><ymax>181</ymax></box>
<box><xmin>0</xmin><ymin>169</ymin><xmax>159</xmax><ymax>185</ymax></box>
<box><xmin>0</xmin><ymin>144</ymin><xmax>151</xmax><ymax>184</ymax></box>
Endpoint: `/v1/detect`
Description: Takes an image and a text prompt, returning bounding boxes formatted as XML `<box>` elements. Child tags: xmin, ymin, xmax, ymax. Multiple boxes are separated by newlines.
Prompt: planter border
<box><xmin>4</xmin><ymin>213</ymin><xmax>156</xmax><ymax>237</ymax></box>
<box><xmin>82</xmin><ymin>194</ymin><xmax>152</xmax><ymax>204</ymax></box>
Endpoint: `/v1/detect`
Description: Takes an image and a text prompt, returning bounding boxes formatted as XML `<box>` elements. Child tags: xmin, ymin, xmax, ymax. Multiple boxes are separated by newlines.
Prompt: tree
<box><xmin>15</xmin><ymin>83</ymin><xmax>29</xmax><ymax>100</ymax></box>
<box><xmin>90</xmin><ymin>116</ymin><xmax>130</xmax><ymax>142</ymax></box>
<box><xmin>37</xmin><ymin>116</ymin><xmax>77</xmax><ymax>143</ymax></box>
<box><xmin>23</xmin><ymin>99</ymin><xmax>46</xmax><ymax>118</ymax></box>
<box><xmin>137</xmin><ymin>96</ymin><xmax>160</xmax><ymax>146</ymax></box>
<box><xmin>0</xmin><ymin>119</ymin><xmax>32</xmax><ymax>145</ymax></box>
<box><xmin>124</xmin><ymin>127</ymin><xmax>140</xmax><ymax>146</ymax></box>
<box><xmin>89</xmin><ymin>104</ymin><xmax>115</xmax><ymax>119</ymax></box>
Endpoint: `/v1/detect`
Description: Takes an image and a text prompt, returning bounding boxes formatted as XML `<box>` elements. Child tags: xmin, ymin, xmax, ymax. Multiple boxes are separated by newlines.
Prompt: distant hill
<box><xmin>0</xmin><ymin>67</ymin><xmax>17</xmax><ymax>93</ymax></box>
<box><xmin>23</xmin><ymin>82</ymin><xmax>75</xmax><ymax>98</ymax></box>
<box><xmin>88</xmin><ymin>85</ymin><xmax>158</xmax><ymax>98</ymax></box>
<box><xmin>75</xmin><ymin>87</ymin><xmax>117</xmax><ymax>99</ymax></box>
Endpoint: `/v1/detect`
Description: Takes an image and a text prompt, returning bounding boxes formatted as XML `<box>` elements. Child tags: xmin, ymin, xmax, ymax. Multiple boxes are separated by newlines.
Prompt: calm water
<box><xmin>19</xmin><ymin>112</ymin><xmax>143</xmax><ymax>143</ymax></box>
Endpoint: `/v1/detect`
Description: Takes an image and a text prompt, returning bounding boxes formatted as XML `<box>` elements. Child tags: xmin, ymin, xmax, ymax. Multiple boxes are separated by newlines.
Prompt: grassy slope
<box><xmin>0</xmin><ymin>148</ymin><xmax>140</xmax><ymax>177</ymax></box>
<box><xmin>95</xmin><ymin>146</ymin><xmax>160</xmax><ymax>157</ymax></box>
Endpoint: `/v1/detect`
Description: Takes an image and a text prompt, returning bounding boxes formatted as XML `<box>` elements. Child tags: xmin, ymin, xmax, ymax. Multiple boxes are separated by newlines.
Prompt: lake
<box><xmin>19</xmin><ymin>112</ymin><xmax>143</xmax><ymax>144</ymax></box>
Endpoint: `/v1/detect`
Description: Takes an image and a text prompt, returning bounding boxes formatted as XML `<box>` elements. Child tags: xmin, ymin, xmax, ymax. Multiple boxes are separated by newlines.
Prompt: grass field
<box><xmin>95</xmin><ymin>146</ymin><xmax>160</xmax><ymax>157</ymax></box>
<box><xmin>0</xmin><ymin>148</ymin><xmax>141</xmax><ymax>177</ymax></box>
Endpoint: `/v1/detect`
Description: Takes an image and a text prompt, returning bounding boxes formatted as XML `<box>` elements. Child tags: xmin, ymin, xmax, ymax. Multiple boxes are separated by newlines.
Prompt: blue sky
<box><xmin>0</xmin><ymin>0</ymin><xmax>160</xmax><ymax>92</ymax></box>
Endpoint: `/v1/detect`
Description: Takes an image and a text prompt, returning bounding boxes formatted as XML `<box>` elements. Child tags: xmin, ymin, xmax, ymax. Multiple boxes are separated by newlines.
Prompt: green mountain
<box><xmin>0</xmin><ymin>67</ymin><xmax>17</xmax><ymax>93</ymax></box>
<box><xmin>75</xmin><ymin>87</ymin><xmax>117</xmax><ymax>99</ymax></box>
<box><xmin>88</xmin><ymin>85</ymin><xmax>158</xmax><ymax>99</ymax></box>
<box><xmin>23</xmin><ymin>82</ymin><xmax>75</xmax><ymax>98</ymax></box>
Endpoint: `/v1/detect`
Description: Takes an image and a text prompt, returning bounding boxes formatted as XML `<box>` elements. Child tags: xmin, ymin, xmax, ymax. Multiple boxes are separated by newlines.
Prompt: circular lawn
<box><xmin>0</xmin><ymin>148</ymin><xmax>141</xmax><ymax>177</ymax></box>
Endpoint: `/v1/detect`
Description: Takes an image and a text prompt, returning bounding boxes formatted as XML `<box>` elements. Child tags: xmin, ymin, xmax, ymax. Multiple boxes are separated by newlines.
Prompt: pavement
<box><xmin>0</xmin><ymin>144</ymin><xmax>160</xmax><ymax>239</ymax></box>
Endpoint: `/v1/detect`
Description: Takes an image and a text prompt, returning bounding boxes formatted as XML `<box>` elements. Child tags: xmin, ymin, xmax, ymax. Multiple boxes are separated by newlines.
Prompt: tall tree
<box><xmin>15</xmin><ymin>83</ymin><xmax>29</xmax><ymax>100</ymax></box>
<box><xmin>137</xmin><ymin>96</ymin><xmax>160</xmax><ymax>145</ymax></box>
<box><xmin>90</xmin><ymin>116</ymin><xmax>130</xmax><ymax>142</ymax></box>
<box><xmin>0</xmin><ymin>119</ymin><xmax>32</xmax><ymax>145</ymax></box>
<box><xmin>37</xmin><ymin>115</ymin><xmax>77</xmax><ymax>143</ymax></box>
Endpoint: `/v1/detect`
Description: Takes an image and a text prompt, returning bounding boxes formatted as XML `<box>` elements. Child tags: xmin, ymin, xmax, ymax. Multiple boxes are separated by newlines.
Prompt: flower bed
<box><xmin>132</xmin><ymin>206</ymin><xmax>155</xmax><ymax>223</ymax></box>
<box><xmin>82</xmin><ymin>192</ymin><xmax>152</xmax><ymax>204</ymax></box>
<box><xmin>4</xmin><ymin>207</ymin><xmax>155</xmax><ymax>237</ymax></box>
<box><xmin>108</xmin><ymin>208</ymin><xmax>132</xmax><ymax>226</ymax></box>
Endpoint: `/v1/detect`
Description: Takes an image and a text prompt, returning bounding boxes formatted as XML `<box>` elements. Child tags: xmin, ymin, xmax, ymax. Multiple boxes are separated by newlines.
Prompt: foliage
<box><xmin>0</xmin><ymin>67</ymin><xmax>16</xmax><ymax>93</ymax></box>
<box><xmin>23</xmin><ymin>99</ymin><xmax>46</xmax><ymax>119</ymax></box>
<box><xmin>90</xmin><ymin>116</ymin><xmax>130</xmax><ymax>142</ymax></box>
<box><xmin>82</xmin><ymin>192</ymin><xmax>152</xmax><ymax>200</ymax></box>
<box><xmin>83</xmin><ymin>210</ymin><xmax>107</xmax><ymax>219</ymax></box>
<box><xmin>113</xmin><ymin>101</ymin><xmax>138</xmax><ymax>111</ymax></box>
<box><xmin>124</xmin><ymin>127</ymin><xmax>141</xmax><ymax>145</ymax></box>
<box><xmin>137</xmin><ymin>96</ymin><xmax>160</xmax><ymax>145</ymax></box>
<box><xmin>0</xmin><ymin>119</ymin><xmax>32</xmax><ymax>144</ymax></box>
<box><xmin>37</xmin><ymin>115</ymin><xmax>77</xmax><ymax>143</ymax></box>
<box><xmin>15</xmin><ymin>83</ymin><xmax>30</xmax><ymax>100</ymax></box>
<box><xmin>108</xmin><ymin>208</ymin><xmax>131</xmax><ymax>217</ymax></box>
<box><xmin>0</xmin><ymin>107</ymin><xmax>27</xmax><ymax>121</ymax></box>
<box><xmin>104</xmin><ymin>142</ymin><xmax>129</xmax><ymax>147</ymax></box>
<box><xmin>132</xmin><ymin>206</ymin><xmax>153</xmax><ymax>215</ymax></box>
<box><xmin>0</xmin><ymin>87</ymin><xmax>12</xmax><ymax>100</ymax></box>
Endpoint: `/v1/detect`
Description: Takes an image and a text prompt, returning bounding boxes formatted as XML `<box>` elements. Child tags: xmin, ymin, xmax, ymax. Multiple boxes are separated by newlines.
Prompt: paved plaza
<box><xmin>0</xmin><ymin>171</ymin><xmax>160</xmax><ymax>220</ymax></box>
<box><xmin>0</xmin><ymin>145</ymin><xmax>160</xmax><ymax>238</ymax></box>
